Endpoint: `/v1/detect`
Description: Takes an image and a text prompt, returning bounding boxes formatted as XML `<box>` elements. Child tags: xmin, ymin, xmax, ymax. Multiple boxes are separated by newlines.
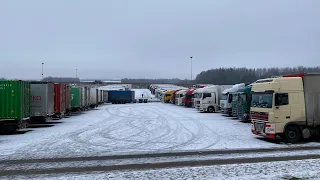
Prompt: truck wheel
<box><xmin>208</xmin><ymin>106</ymin><xmax>215</xmax><ymax>113</ymax></box>
<box><xmin>284</xmin><ymin>126</ymin><xmax>302</xmax><ymax>143</ymax></box>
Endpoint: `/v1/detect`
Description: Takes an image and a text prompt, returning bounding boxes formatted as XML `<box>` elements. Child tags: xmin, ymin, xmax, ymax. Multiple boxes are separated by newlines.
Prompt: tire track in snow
<box><xmin>4</xmin><ymin>104</ymin><xmax>222</xmax><ymax>160</ymax></box>
<box><xmin>67</xmin><ymin>104</ymin><xmax>221</xmax><ymax>152</ymax></box>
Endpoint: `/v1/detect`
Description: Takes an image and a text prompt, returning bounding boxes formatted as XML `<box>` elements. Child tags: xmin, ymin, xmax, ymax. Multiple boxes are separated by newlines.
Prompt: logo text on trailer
<box><xmin>30</xmin><ymin>96</ymin><xmax>41</xmax><ymax>100</ymax></box>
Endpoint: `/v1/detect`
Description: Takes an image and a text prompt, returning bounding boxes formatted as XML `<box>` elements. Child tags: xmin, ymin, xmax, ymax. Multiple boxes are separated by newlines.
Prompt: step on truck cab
<box><xmin>251</xmin><ymin>73</ymin><xmax>320</xmax><ymax>143</ymax></box>
<box><xmin>220</xmin><ymin>84</ymin><xmax>245</xmax><ymax>116</ymax></box>
<box><xmin>183</xmin><ymin>89</ymin><xmax>195</xmax><ymax>107</ymax></box>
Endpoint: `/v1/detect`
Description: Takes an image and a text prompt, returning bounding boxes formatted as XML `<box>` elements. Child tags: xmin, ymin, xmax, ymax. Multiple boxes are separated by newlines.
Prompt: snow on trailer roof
<box><xmin>222</xmin><ymin>83</ymin><xmax>246</xmax><ymax>94</ymax></box>
<box><xmin>176</xmin><ymin>89</ymin><xmax>188</xmax><ymax>94</ymax></box>
<box><xmin>98</xmin><ymin>84</ymin><xmax>132</xmax><ymax>90</ymax></box>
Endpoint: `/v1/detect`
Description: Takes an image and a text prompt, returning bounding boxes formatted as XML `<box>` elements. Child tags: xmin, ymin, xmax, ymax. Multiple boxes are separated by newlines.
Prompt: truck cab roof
<box><xmin>252</xmin><ymin>77</ymin><xmax>304</xmax><ymax>92</ymax></box>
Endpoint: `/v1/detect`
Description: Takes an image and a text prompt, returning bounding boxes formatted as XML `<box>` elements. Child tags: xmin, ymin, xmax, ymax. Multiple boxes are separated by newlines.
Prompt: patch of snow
<box><xmin>3</xmin><ymin>149</ymin><xmax>320</xmax><ymax>171</ymax></box>
<box><xmin>4</xmin><ymin>159</ymin><xmax>320</xmax><ymax>179</ymax></box>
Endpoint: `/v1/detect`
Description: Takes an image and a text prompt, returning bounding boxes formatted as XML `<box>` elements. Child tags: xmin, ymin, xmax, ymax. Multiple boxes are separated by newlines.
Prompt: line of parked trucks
<box><xmin>0</xmin><ymin>80</ymin><xmax>136</xmax><ymax>133</ymax></box>
<box><xmin>150</xmin><ymin>84</ymin><xmax>251</xmax><ymax>121</ymax></box>
<box><xmin>151</xmin><ymin>72</ymin><xmax>320</xmax><ymax>143</ymax></box>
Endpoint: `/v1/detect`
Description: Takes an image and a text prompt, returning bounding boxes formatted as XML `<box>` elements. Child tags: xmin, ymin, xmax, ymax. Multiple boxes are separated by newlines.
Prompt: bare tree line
<box><xmin>121</xmin><ymin>66</ymin><xmax>320</xmax><ymax>85</ymax></box>
<box><xmin>194</xmin><ymin>66</ymin><xmax>320</xmax><ymax>85</ymax></box>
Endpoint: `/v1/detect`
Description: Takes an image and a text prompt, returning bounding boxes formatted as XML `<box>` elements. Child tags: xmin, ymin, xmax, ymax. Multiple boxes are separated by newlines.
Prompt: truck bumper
<box><xmin>251</xmin><ymin>122</ymin><xmax>276</xmax><ymax>139</ymax></box>
<box><xmin>184</xmin><ymin>102</ymin><xmax>192</xmax><ymax>107</ymax></box>
<box><xmin>221</xmin><ymin>108</ymin><xmax>230</xmax><ymax>114</ymax></box>
<box><xmin>199</xmin><ymin>107</ymin><xmax>207</xmax><ymax>112</ymax></box>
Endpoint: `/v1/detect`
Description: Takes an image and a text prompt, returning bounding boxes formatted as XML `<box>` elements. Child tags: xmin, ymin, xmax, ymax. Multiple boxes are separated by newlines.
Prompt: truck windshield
<box><xmin>195</xmin><ymin>93</ymin><xmax>202</xmax><ymax>99</ymax></box>
<box><xmin>221</xmin><ymin>94</ymin><xmax>228</xmax><ymax>100</ymax></box>
<box><xmin>186</xmin><ymin>94</ymin><xmax>193</xmax><ymax>99</ymax></box>
<box><xmin>251</xmin><ymin>93</ymin><xmax>272</xmax><ymax>108</ymax></box>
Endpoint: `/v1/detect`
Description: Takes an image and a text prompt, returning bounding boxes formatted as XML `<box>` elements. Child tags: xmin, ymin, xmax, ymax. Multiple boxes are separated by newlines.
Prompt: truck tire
<box><xmin>284</xmin><ymin>125</ymin><xmax>302</xmax><ymax>143</ymax></box>
<box><xmin>208</xmin><ymin>106</ymin><xmax>215</xmax><ymax>113</ymax></box>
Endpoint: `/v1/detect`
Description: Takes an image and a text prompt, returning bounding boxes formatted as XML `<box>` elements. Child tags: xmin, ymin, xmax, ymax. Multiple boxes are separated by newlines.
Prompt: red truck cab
<box><xmin>183</xmin><ymin>89</ymin><xmax>196</xmax><ymax>107</ymax></box>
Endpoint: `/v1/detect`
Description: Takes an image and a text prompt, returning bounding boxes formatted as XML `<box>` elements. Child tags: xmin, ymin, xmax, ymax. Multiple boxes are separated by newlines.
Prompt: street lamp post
<box><xmin>41</xmin><ymin>63</ymin><xmax>44</xmax><ymax>80</ymax></box>
<box><xmin>190</xmin><ymin>56</ymin><xmax>193</xmax><ymax>80</ymax></box>
<box><xmin>76</xmin><ymin>69</ymin><xmax>78</xmax><ymax>78</ymax></box>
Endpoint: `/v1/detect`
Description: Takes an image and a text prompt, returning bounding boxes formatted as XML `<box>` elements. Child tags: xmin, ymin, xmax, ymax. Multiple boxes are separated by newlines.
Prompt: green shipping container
<box><xmin>71</xmin><ymin>87</ymin><xmax>81</xmax><ymax>108</ymax></box>
<box><xmin>0</xmin><ymin>80</ymin><xmax>30</xmax><ymax>121</ymax></box>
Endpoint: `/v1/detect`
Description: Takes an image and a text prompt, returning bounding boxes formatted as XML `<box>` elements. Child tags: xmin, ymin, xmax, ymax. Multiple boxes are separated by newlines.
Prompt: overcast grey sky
<box><xmin>0</xmin><ymin>0</ymin><xmax>319</xmax><ymax>80</ymax></box>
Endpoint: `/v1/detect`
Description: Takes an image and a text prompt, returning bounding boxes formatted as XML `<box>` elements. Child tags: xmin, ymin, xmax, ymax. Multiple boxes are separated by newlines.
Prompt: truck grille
<box><xmin>251</xmin><ymin>111</ymin><xmax>268</xmax><ymax>121</ymax></box>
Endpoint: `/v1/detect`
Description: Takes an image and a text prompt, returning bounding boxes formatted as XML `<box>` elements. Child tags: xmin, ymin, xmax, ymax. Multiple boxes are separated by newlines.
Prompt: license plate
<box><xmin>255</xmin><ymin>123</ymin><xmax>265</xmax><ymax>133</ymax></box>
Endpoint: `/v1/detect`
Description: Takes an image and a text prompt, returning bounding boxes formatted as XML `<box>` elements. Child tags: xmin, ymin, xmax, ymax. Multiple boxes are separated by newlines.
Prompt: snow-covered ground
<box><xmin>1</xmin><ymin>103</ymin><xmax>320</xmax><ymax>161</ymax></box>
<box><xmin>3</xmin><ymin>159</ymin><xmax>320</xmax><ymax>180</ymax></box>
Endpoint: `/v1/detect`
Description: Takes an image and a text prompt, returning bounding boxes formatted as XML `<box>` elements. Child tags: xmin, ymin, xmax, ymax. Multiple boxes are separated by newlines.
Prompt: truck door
<box><xmin>274</xmin><ymin>93</ymin><xmax>291</xmax><ymax>123</ymax></box>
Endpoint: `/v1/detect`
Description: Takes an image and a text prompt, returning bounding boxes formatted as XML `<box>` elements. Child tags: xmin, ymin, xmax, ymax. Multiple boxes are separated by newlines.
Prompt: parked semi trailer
<box><xmin>86</xmin><ymin>87</ymin><xmax>91</xmax><ymax>107</ymax></box>
<box><xmin>98</xmin><ymin>90</ymin><xmax>103</xmax><ymax>104</ymax></box>
<box><xmin>53</xmin><ymin>83</ymin><xmax>66</xmax><ymax>118</ymax></box>
<box><xmin>0</xmin><ymin>80</ymin><xmax>30</xmax><ymax>133</ymax></box>
<box><xmin>251</xmin><ymin>73</ymin><xmax>320</xmax><ymax>143</ymax></box>
<box><xmin>103</xmin><ymin>90</ymin><xmax>108</xmax><ymax>103</ymax></box>
<box><xmin>108</xmin><ymin>90</ymin><xmax>133</xmax><ymax>104</ymax></box>
<box><xmin>81</xmin><ymin>87</ymin><xmax>89</xmax><ymax>110</ymax></box>
<box><xmin>71</xmin><ymin>87</ymin><xmax>82</xmax><ymax>112</ymax></box>
<box><xmin>89</xmin><ymin>88</ymin><xmax>98</xmax><ymax>108</ymax></box>
<box><xmin>65</xmin><ymin>85</ymin><xmax>72</xmax><ymax>114</ymax></box>
<box><xmin>29</xmin><ymin>82</ymin><xmax>54</xmax><ymax>123</ymax></box>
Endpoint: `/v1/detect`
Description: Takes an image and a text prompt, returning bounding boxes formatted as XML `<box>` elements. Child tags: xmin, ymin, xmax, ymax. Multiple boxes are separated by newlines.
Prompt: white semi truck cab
<box><xmin>220</xmin><ymin>84</ymin><xmax>245</xmax><ymax>116</ymax></box>
<box><xmin>194</xmin><ymin>88</ymin><xmax>204</xmax><ymax>110</ymax></box>
<box><xmin>251</xmin><ymin>73</ymin><xmax>320</xmax><ymax>143</ymax></box>
<box><xmin>198</xmin><ymin>86</ymin><xmax>220</xmax><ymax>113</ymax></box>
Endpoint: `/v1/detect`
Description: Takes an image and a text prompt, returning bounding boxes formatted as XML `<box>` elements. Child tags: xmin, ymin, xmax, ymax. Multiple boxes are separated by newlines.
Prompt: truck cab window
<box><xmin>203</xmin><ymin>93</ymin><xmax>211</xmax><ymax>98</ymax></box>
<box><xmin>275</xmin><ymin>93</ymin><xmax>289</xmax><ymax>106</ymax></box>
<box><xmin>228</xmin><ymin>94</ymin><xmax>233</xmax><ymax>103</ymax></box>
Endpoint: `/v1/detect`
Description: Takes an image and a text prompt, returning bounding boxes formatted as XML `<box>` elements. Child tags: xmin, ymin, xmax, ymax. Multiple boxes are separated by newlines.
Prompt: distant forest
<box><xmin>121</xmin><ymin>78</ymin><xmax>192</xmax><ymax>84</ymax></box>
<box><xmin>41</xmin><ymin>76</ymin><xmax>80</xmax><ymax>83</ymax></box>
<box><xmin>122</xmin><ymin>66</ymin><xmax>320</xmax><ymax>85</ymax></box>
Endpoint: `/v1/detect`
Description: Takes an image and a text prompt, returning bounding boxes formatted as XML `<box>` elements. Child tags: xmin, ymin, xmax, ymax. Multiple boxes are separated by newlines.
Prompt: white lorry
<box><xmin>198</xmin><ymin>85</ymin><xmax>232</xmax><ymax>113</ymax></box>
<box><xmin>194</xmin><ymin>88</ymin><xmax>204</xmax><ymax>110</ymax></box>
<box><xmin>175</xmin><ymin>89</ymin><xmax>187</xmax><ymax>106</ymax></box>
<box><xmin>220</xmin><ymin>83</ymin><xmax>246</xmax><ymax>116</ymax></box>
